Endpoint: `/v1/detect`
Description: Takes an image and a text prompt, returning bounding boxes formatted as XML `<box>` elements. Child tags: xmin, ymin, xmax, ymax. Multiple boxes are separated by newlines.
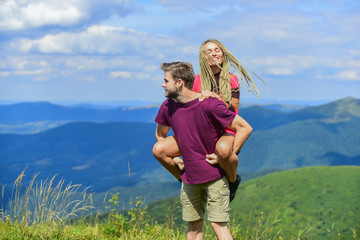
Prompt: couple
<box><xmin>153</xmin><ymin>39</ymin><xmax>260</xmax><ymax>239</ymax></box>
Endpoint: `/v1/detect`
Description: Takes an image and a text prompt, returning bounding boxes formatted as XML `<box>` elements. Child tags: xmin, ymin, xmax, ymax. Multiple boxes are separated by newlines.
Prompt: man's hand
<box><xmin>205</xmin><ymin>153</ymin><xmax>219</xmax><ymax>165</ymax></box>
<box><xmin>199</xmin><ymin>90</ymin><xmax>221</xmax><ymax>101</ymax></box>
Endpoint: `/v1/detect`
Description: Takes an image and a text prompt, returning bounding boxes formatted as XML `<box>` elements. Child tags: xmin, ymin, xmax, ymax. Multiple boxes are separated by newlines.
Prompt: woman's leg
<box><xmin>205</xmin><ymin>133</ymin><xmax>240</xmax><ymax>202</ymax></box>
<box><xmin>207</xmin><ymin>133</ymin><xmax>238</xmax><ymax>183</ymax></box>
<box><xmin>152</xmin><ymin>136</ymin><xmax>182</xmax><ymax>181</ymax></box>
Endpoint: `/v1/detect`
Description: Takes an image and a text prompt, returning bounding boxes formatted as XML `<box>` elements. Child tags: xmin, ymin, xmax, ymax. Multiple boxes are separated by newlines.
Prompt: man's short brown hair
<box><xmin>160</xmin><ymin>62</ymin><xmax>195</xmax><ymax>89</ymax></box>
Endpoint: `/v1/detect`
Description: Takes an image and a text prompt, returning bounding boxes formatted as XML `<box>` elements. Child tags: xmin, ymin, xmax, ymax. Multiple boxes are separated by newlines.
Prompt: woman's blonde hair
<box><xmin>199</xmin><ymin>39</ymin><xmax>264</xmax><ymax>105</ymax></box>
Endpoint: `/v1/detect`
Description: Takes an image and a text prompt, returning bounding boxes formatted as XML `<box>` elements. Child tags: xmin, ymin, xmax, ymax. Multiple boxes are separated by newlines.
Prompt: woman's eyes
<box><xmin>207</xmin><ymin>49</ymin><xmax>221</xmax><ymax>54</ymax></box>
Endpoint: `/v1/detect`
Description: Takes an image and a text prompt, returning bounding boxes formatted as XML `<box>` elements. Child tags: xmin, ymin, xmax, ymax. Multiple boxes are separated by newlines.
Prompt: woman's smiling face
<box><xmin>204</xmin><ymin>41</ymin><xmax>224</xmax><ymax>67</ymax></box>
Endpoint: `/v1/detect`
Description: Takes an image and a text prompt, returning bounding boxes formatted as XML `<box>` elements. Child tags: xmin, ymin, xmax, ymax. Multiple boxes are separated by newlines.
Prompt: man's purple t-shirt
<box><xmin>155</xmin><ymin>97</ymin><xmax>236</xmax><ymax>184</ymax></box>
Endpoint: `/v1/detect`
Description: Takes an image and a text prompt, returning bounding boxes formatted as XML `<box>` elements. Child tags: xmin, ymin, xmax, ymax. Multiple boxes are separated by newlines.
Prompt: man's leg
<box><xmin>211</xmin><ymin>222</ymin><xmax>233</xmax><ymax>240</ymax></box>
<box><xmin>152</xmin><ymin>136</ymin><xmax>182</xmax><ymax>180</ymax></box>
<box><xmin>181</xmin><ymin>181</ymin><xmax>206</xmax><ymax>240</ymax></box>
<box><xmin>206</xmin><ymin>177</ymin><xmax>232</xmax><ymax>238</ymax></box>
<box><xmin>187</xmin><ymin>219</ymin><xmax>204</xmax><ymax>240</ymax></box>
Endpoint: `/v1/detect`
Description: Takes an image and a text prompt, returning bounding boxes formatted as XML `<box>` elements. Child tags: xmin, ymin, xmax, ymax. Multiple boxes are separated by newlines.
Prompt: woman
<box><xmin>153</xmin><ymin>39</ymin><xmax>262</xmax><ymax>201</ymax></box>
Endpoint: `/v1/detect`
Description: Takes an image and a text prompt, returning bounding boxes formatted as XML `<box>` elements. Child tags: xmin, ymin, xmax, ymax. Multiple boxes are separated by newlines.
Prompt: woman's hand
<box><xmin>205</xmin><ymin>153</ymin><xmax>219</xmax><ymax>165</ymax></box>
<box><xmin>173</xmin><ymin>157</ymin><xmax>184</xmax><ymax>170</ymax></box>
<box><xmin>199</xmin><ymin>90</ymin><xmax>220</xmax><ymax>101</ymax></box>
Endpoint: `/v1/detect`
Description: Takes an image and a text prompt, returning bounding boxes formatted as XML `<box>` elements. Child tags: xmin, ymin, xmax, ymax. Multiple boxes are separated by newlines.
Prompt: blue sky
<box><xmin>0</xmin><ymin>0</ymin><xmax>359</xmax><ymax>105</ymax></box>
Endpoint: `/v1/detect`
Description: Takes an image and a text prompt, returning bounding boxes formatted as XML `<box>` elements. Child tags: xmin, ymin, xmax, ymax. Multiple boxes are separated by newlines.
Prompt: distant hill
<box><xmin>0</xmin><ymin>97</ymin><xmax>359</xmax><ymax>192</ymax></box>
<box><xmin>257</xmin><ymin>103</ymin><xmax>306</xmax><ymax>112</ymax></box>
<box><xmin>295</xmin><ymin>97</ymin><xmax>360</xmax><ymax>118</ymax></box>
<box><xmin>0</xmin><ymin>100</ymin><xmax>306</xmax><ymax>134</ymax></box>
<box><xmin>0</xmin><ymin>102</ymin><xmax>159</xmax><ymax>124</ymax></box>
<box><xmin>0</xmin><ymin>122</ymin><xmax>158</xmax><ymax>191</ymax></box>
<box><xmin>237</xmin><ymin>97</ymin><xmax>360</xmax><ymax>172</ymax></box>
<box><xmin>147</xmin><ymin>166</ymin><xmax>360</xmax><ymax>239</ymax></box>
<box><xmin>240</xmin><ymin>113</ymin><xmax>360</xmax><ymax>172</ymax></box>
<box><xmin>0</xmin><ymin>100</ymin><xmax>307</xmax><ymax>124</ymax></box>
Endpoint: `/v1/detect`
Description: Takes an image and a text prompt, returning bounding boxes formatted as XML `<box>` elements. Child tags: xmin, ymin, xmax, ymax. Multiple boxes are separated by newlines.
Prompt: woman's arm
<box><xmin>227</xmin><ymin>115</ymin><xmax>252</xmax><ymax>154</ymax></box>
<box><xmin>230</xmin><ymin>97</ymin><xmax>239</xmax><ymax>112</ymax></box>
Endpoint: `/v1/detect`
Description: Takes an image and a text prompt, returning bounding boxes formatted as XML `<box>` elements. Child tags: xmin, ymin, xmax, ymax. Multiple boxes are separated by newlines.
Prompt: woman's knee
<box><xmin>216</xmin><ymin>142</ymin><xmax>232</xmax><ymax>159</ymax></box>
<box><xmin>152</xmin><ymin>141</ymin><xmax>166</xmax><ymax>158</ymax></box>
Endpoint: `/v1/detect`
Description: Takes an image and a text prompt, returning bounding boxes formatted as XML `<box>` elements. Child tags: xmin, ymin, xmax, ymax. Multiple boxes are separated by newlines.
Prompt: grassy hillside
<box><xmin>232</xmin><ymin>166</ymin><xmax>360</xmax><ymax>239</ymax></box>
<box><xmin>1</xmin><ymin>166</ymin><xmax>358</xmax><ymax>239</ymax></box>
<box><xmin>91</xmin><ymin>181</ymin><xmax>181</xmax><ymax>211</ymax></box>
<box><xmin>147</xmin><ymin>166</ymin><xmax>360</xmax><ymax>239</ymax></box>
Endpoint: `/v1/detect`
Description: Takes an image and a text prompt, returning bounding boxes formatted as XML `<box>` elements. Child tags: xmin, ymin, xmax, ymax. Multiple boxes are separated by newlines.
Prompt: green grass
<box><xmin>147</xmin><ymin>166</ymin><xmax>360</xmax><ymax>240</ymax></box>
<box><xmin>231</xmin><ymin>166</ymin><xmax>360</xmax><ymax>239</ymax></box>
<box><xmin>1</xmin><ymin>166</ymin><xmax>359</xmax><ymax>239</ymax></box>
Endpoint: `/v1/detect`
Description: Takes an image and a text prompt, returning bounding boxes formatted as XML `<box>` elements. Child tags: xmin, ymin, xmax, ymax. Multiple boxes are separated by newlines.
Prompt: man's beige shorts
<box><xmin>180</xmin><ymin>177</ymin><xmax>230</xmax><ymax>222</ymax></box>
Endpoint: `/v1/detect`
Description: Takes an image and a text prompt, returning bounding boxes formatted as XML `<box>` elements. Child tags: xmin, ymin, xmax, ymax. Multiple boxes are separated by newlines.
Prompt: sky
<box><xmin>0</xmin><ymin>0</ymin><xmax>359</xmax><ymax>105</ymax></box>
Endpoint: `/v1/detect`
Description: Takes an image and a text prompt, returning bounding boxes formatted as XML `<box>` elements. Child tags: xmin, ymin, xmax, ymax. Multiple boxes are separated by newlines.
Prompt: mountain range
<box><xmin>0</xmin><ymin>97</ymin><xmax>359</xmax><ymax>195</ymax></box>
<box><xmin>0</xmin><ymin>100</ymin><xmax>308</xmax><ymax>134</ymax></box>
<box><xmin>0</xmin><ymin>101</ymin><xmax>308</xmax><ymax>125</ymax></box>
<box><xmin>0</xmin><ymin>101</ymin><xmax>159</xmax><ymax>124</ymax></box>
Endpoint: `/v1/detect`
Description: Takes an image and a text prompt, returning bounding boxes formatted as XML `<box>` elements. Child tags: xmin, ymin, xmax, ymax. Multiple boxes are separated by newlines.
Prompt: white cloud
<box><xmin>110</xmin><ymin>71</ymin><xmax>132</xmax><ymax>78</ymax></box>
<box><xmin>251</xmin><ymin>54</ymin><xmax>360</xmax><ymax>79</ymax></box>
<box><xmin>33</xmin><ymin>76</ymin><xmax>50</xmax><ymax>82</ymax></box>
<box><xmin>267</xmin><ymin>68</ymin><xmax>293</xmax><ymax>76</ymax></box>
<box><xmin>156</xmin><ymin>0</ymin><xmax>293</xmax><ymax>12</ymax></box>
<box><xmin>1</xmin><ymin>0</ymin><xmax>359</xmax><ymax>102</ymax></box>
<box><xmin>251</xmin><ymin>55</ymin><xmax>317</xmax><ymax>73</ymax></box>
<box><xmin>14</xmin><ymin>69</ymin><xmax>44</xmax><ymax>75</ymax></box>
<box><xmin>0</xmin><ymin>0</ymin><xmax>85</xmax><ymax>30</ymax></box>
<box><xmin>348</xmin><ymin>49</ymin><xmax>360</xmax><ymax>56</ymax></box>
<box><xmin>261</xmin><ymin>29</ymin><xmax>291</xmax><ymax>41</ymax></box>
<box><xmin>338</xmin><ymin>70</ymin><xmax>359</xmax><ymax>81</ymax></box>
<box><xmin>0</xmin><ymin>72</ymin><xmax>10</xmax><ymax>77</ymax></box>
<box><xmin>64</xmin><ymin>56</ymin><xmax>136</xmax><ymax>71</ymax></box>
<box><xmin>350</xmin><ymin>60</ymin><xmax>360</xmax><ymax>68</ymax></box>
<box><xmin>0</xmin><ymin>53</ymin><xmax>164</xmax><ymax>85</ymax></box>
<box><xmin>21</xmin><ymin>3</ymin><xmax>86</xmax><ymax>27</ymax></box>
<box><xmin>0</xmin><ymin>0</ymin><xmax>135</xmax><ymax>31</ymax></box>
<box><xmin>330</xmin><ymin>70</ymin><xmax>360</xmax><ymax>81</ymax></box>
<box><xmin>181</xmin><ymin>45</ymin><xmax>198</xmax><ymax>54</ymax></box>
<box><xmin>13</xmin><ymin>25</ymin><xmax>181</xmax><ymax>56</ymax></box>
<box><xmin>135</xmin><ymin>73</ymin><xmax>151</xmax><ymax>79</ymax></box>
<box><xmin>156</xmin><ymin>0</ymin><xmax>216</xmax><ymax>12</ymax></box>
<box><xmin>3</xmin><ymin>56</ymin><xmax>52</xmax><ymax>72</ymax></box>
<box><xmin>110</xmin><ymin>71</ymin><xmax>153</xmax><ymax>80</ymax></box>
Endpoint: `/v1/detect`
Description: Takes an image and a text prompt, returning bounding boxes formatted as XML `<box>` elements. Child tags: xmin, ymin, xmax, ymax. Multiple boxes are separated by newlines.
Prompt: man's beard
<box><xmin>165</xmin><ymin>88</ymin><xmax>179</xmax><ymax>99</ymax></box>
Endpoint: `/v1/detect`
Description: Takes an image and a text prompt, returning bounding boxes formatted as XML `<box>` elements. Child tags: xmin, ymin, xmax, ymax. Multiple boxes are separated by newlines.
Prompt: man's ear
<box><xmin>177</xmin><ymin>79</ymin><xmax>184</xmax><ymax>87</ymax></box>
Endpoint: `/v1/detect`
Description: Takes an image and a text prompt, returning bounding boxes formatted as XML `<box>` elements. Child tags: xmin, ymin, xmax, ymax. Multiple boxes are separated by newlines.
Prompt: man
<box><xmin>153</xmin><ymin>62</ymin><xmax>252</xmax><ymax>240</ymax></box>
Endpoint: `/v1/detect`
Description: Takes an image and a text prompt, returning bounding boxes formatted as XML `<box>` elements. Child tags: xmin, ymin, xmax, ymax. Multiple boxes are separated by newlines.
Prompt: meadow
<box><xmin>1</xmin><ymin>166</ymin><xmax>359</xmax><ymax>239</ymax></box>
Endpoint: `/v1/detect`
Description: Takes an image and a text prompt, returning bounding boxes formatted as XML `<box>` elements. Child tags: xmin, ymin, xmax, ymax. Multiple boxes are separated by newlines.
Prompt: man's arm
<box><xmin>155</xmin><ymin>124</ymin><xmax>171</xmax><ymax>141</ymax></box>
<box><xmin>227</xmin><ymin>115</ymin><xmax>253</xmax><ymax>154</ymax></box>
